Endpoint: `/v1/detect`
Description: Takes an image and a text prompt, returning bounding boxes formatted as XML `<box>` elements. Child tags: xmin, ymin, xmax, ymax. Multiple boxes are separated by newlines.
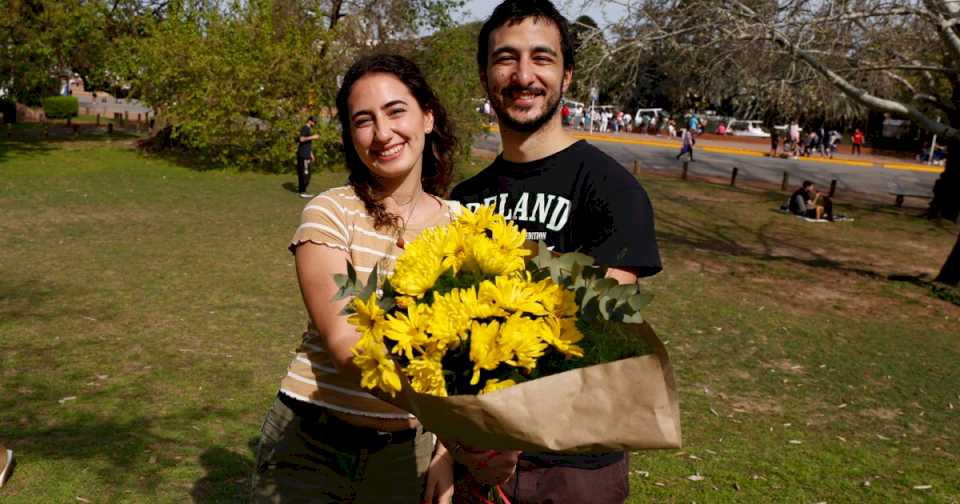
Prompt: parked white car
<box><xmin>727</xmin><ymin>119</ymin><xmax>770</xmax><ymax>138</ymax></box>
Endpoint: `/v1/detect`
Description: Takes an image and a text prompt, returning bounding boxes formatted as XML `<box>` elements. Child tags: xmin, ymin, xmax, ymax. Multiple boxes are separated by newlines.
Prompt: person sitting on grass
<box><xmin>789</xmin><ymin>180</ymin><xmax>834</xmax><ymax>221</ymax></box>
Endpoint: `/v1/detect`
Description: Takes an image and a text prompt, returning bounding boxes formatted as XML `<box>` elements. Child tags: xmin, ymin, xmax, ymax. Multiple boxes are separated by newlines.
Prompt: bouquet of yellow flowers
<box><xmin>336</xmin><ymin>205</ymin><xmax>680</xmax><ymax>453</ymax></box>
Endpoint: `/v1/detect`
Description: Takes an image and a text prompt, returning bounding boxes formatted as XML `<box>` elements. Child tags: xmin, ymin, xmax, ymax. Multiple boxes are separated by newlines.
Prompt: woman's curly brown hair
<box><xmin>335</xmin><ymin>53</ymin><xmax>458</xmax><ymax>231</ymax></box>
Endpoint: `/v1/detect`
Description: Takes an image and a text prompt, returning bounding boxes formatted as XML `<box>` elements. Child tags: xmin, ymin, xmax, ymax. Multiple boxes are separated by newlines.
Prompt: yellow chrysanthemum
<box><xmin>469</xmin><ymin>320</ymin><xmax>508</xmax><ymax>385</ymax></box>
<box><xmin>499</xmin><ymin>314</ymin><xmax>550</xmax><ymax>372</ymax></box>
<box><xmin>468</xmin><ymin>234</ymin><xmax>525</xmax><ymax>277</ymax></box>
<box><xmin>390</xmin><ymin>226</ymin><xmax>448</xmax><ymax>297</ymax></box>
<box><xmin>347</xmin><ymin>292</ymin><xmax>384</xmax><ymax>335</ymax></box>
<box><xmin>480</xmin><ymin>378</ymin><xmax>516</xmax><ymax>395</ymax></box>
<box><xmin>456</xmin><ymin>285</ymin><xmax>505</xmax><ymax>320</ymax></box>
<box><xmin>426</xmin><ymin>289</ymin><xmax>472</xmax><ymax>349</ymax></box>
<box><xmin>406</xmin><ymin>357</ymin><xmax>448</xmax><ymax>397</ymax></box>
<box><xmin>488</xmin><ymin>218</ymin><xmax>530</xmax><ymax>268</ymax></box>
<box><xmin>455</xmin><ymin>204</ymin><xmax>499</xmax><ymax>235</ymax></box>
<box><xmin>543</xmin><ymin>316</ymin><xmax>585</xmax><ymax>358</ymax></box>
<box><xmin>479</xmin><ymin>274</ymin><xmax>550</xmax><ymax>316</ymax></box>
<box><xmin>352</xmin><ymin>337</ymin><xmax>401</xmax><ymax>396</ymax></box>
<box><xmin>539</xmin><ymin>281</ymin><xmax>577</xmax><ymax>319</ymax></box>
<box><xmin>381</xmin><ymin>303</ymin><xmax>431</xmax><ymax>360</ymax></box>
<box><xmin>439</xmin><ymin>225</ymin><xmax>468</xmax><ymax>274</ymax></box>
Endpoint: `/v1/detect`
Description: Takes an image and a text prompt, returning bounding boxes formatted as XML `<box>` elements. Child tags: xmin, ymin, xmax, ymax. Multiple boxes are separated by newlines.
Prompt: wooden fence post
<box><xmin>829</xmin><ymin>179</ymin><xmax>837</xmax><ymax>198</ymax></box>
<box><xmin>96</xmin><ymin>113</ymin><xmax>100</xmax><ymax>126</ymax></box>
<box><xmin>781</xmin><ymin>171</ymin><xmax>789</xmax><ymax>191</ymax></box>
<box><xmin>107</xmin><ymin>123</ymin><xmax>114</xmax><ymax>134</ymax></box>
<box><xmin>682</xmin><ymin>161</ymin><xmax>689</xmax><ymax>180</ymax></box>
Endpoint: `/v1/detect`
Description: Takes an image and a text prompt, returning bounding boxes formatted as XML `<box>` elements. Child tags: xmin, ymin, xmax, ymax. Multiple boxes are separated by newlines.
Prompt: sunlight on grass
<box><xmin>1</xmin><ymin>140</ymin><xmax>958</xmax><ymax>502</ymax></box>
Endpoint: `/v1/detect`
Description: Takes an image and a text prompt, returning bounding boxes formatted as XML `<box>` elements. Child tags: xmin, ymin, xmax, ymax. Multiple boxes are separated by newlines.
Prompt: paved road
<box><xmin>476</xmin><ymin>133</ymin><xmax>941</xmax><ymax>200</ymax></box>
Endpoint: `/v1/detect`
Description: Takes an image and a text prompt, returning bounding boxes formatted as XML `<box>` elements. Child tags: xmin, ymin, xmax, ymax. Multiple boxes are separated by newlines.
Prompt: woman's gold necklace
<box><xmin>394</xmin><ymin>186</ymin><xmax>421</xmax><ymax>249</ymax></box>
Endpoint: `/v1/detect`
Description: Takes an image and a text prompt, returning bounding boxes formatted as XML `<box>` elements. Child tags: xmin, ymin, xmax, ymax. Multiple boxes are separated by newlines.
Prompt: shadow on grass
<box><xmin>281</xmin><ymin>182</ymin><xmax>298</xmax><ymax>194</ymax></box>
<box><xmin>0</xmin><ymin>278</ymin><xmax>118</xmax><ymax>323</ymax></box>
<box><xmin>191</xmin><ymin>439</ymin><xmax>259</xmax><ymax>503</ymax></box>
<box><xmin>0</xmin><ymin>379</ymin><xmax>256</xmax><ymax>501</ymax></box>
<box><xmin>654</xmin><ymin>192</ymin><xmax>934</xmax><ymax>282</ymax></box>
<box><xmin>0</xmin><ymin>139</ymin><xmax>57</xmax><ymax>164</ymax></box>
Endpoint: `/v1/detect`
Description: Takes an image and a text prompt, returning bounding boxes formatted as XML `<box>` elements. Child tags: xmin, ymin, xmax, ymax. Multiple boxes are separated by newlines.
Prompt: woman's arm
<box><xmin>295</xmin><ymin>242</ymin><xmax>363</xmax><ymax>380</ymax></box>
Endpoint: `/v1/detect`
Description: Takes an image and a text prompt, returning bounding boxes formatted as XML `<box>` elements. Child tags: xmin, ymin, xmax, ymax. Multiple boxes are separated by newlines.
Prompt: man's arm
<box><xmin>606</xmin><ymin>266</ymin><xmax>638</xmax><ymax>285</ymax></box>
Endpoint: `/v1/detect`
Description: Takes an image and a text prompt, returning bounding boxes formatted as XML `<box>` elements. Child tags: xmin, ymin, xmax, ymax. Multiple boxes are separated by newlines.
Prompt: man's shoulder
<box><xmin>574</xmin><ymin>141</ymin><xmax>627</xmax><ymax>172</ymax></box>
<box><xmin>450</xmin><ymin>161</ymin><xmax>499</xmax><ymax>199</ymax></box>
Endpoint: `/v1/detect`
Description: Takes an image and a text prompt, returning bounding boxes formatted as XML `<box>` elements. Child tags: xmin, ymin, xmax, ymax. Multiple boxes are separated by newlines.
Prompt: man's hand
<box><xmin>422</xmin><ymin>442</ymin><xmax>454</xmax><ymax>504</ymax></box>
<box><xmin>445</xmin><ymin>441</ymin><xmax>521</xmax><ymax>485</ymax></box>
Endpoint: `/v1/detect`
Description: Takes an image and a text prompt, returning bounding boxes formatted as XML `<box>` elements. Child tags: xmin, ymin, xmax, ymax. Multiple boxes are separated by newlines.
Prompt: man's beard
<box><xmin>489</xmin><ymin>85</ymin><xmax>563</xmax><ymax>133</ymax></box>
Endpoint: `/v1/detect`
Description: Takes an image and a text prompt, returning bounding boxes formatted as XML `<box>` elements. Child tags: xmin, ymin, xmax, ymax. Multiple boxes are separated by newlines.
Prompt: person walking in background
<box><xmin>789</xmin><ymin>120</ymin><xmax>801</xmax><ymax>157</ymax></box>
<box><xmin>852</xmin><ymin>128</ymin><xmax>864</xmax><ymax>155</ymax></box>
<box><xmin>296</xmin><ymin>116</ymin><xmax>320</xmax><ymax>198</ymax></box>
<box><xmin>676</xmin><ymin>127</ymin><xmax>695</xmax><ymax>161</ymax></box>
<box><xmin>769</xmin><ymin>126</ymin><xmax>780</xmax><ymax>157</ymax></box>
<box><xmin>0</xmin><ymin>443</ymin><xmax>13</xmax><ymax>488</ymax></box>
<box><xmin>561</xmin><ymin>102</ymin><xmax>570</xmax><ymax>127</ymax></box>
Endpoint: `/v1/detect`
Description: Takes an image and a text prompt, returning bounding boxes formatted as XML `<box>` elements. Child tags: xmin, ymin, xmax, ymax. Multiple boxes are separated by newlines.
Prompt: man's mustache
<box><xmin>500</xmin><ymin>85</ymin><xmax>547</xmax><ymax>97</ymax></box>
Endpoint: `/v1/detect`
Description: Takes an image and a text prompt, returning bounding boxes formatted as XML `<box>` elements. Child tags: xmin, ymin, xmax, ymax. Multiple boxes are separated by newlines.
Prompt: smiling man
<box><xmin>448</xmin><ymin>1</ymin><xmax>662</xmax><ymax>502</ymax></box>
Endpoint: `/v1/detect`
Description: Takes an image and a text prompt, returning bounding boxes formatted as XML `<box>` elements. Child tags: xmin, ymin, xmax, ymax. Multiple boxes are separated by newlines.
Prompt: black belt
<box><xmin>277</xmin><ymin>392</ymin><xmax>420</xmax><ymax>447</ymax></box>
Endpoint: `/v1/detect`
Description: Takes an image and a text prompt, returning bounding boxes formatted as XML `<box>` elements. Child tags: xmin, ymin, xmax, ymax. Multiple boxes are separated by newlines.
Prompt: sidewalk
<box><xmin>566</xmin><ymin>129</ymin><xmax>945</xmax><ymax>174</ymax></box>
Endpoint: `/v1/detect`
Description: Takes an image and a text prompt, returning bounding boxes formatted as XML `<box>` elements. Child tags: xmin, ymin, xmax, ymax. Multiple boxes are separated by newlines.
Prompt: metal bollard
<box><xmin>730</xmin><ymin>167</ymin><xmax>739</xmax><ymax>187</ymax></box>
<box><xmin>781</xmin><ymin>171</ymin><xmax>789</xmax><ymax>191</ymax></box>
<box><xmin>829</xmin><ymin>179</ymin><xmax>837</xmax><ymax>198</ymax></box>
<box><xmin>633</xmin><ymin>160</ymin><xmax>639</xmax><ymax>176</ymax></box>
<box><xmin>682</xmin><ymin>161</ymin><xmax>689</xmax><ymax>180</ymax></box>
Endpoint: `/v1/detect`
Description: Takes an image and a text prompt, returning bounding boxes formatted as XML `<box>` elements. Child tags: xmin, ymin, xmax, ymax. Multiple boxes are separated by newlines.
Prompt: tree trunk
<box><xmin>935</xmin><ymin>232</ymin><xmax>960</xmax><ymax>286</ymax></box>
<box><xmin>926</xmin><ymin>124</ymin><xmax>960</xmax><ymax>222</ymax></box>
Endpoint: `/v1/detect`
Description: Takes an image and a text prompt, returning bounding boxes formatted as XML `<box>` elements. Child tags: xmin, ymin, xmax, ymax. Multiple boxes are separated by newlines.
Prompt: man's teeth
<box><xmin>379</xmin><ymin>144</ymin><xmax>403</xmax><ymax>157</ymax></box>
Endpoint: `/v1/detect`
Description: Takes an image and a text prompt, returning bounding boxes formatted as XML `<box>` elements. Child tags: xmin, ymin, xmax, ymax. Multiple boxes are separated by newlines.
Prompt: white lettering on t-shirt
<box><xmin>462</xmin><ymin>193</ymin><xmax>571</xmax><ymax>231</ymax></box>
<box><xmin>530</xmin><ymin>193</ymin><xmax>554</xmax><ymax>223</ymax></box>
<box><xmin>546</xmin><ymin>197</ymin><xmax>570</xmax><ymax>231</ymax></box>
<box><xmin>513</xmin><ymin>193</ymin><xmax>529</xmax><ymax>221</ymax></box>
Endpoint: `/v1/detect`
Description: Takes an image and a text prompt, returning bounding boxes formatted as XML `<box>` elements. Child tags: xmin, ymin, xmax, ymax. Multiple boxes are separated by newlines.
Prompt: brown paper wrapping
<box><xmin>401</xmin><ymin>322</ymin><xmax>681</xmax><ymax>452</ymax></box>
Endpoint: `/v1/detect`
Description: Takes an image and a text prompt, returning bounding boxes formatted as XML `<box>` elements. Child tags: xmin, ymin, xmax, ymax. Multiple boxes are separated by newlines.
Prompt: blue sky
<box><xmin>458</xmin><ymin>0</ymin><xmax>627</xmax><ymax>27</ymax></box>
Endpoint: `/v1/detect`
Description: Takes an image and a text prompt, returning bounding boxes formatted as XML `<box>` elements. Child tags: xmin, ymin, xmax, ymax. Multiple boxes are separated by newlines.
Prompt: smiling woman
<box><xmin>250</xmin><ymin>54</ymin><xmax>462</xmax><ymax>504</ymax></box>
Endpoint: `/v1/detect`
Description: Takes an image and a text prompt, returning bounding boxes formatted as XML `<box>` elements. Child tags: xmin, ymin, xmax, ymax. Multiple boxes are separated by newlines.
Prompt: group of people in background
<box><xmin>771</xmin><ymin>122</ymin><xmax>865</xmax><ymax>159</ymax></box>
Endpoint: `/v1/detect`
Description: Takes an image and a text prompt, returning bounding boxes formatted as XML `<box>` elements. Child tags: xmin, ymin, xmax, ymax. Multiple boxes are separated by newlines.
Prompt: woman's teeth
<box><xmin>378</xmin><ymin>144</ymin><xmax>404</xmax><ymax>157</ymax></box>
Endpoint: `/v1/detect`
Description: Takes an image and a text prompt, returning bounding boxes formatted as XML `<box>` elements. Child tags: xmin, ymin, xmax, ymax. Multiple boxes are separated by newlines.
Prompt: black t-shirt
<box><xmin>789</xmin><ymin>188</ymin><xmax>809</xmax><ymax>215</ymax></box>
<box><xmin>451</xmin><ymin>140</ymin><xmax>661</xmax><ymax>275</ymax></box>
<box><xmin>450</xmin><ymin>140</ymin><xmax>662</xmax><ymax>469</ymax></box>
<box><xmin>297</xmin><ymin>125</ymin><xmax>313</xmax><ymax>159</ymax></box>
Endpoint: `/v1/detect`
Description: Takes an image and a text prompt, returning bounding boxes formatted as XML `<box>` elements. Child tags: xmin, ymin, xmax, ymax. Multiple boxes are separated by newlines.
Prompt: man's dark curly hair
<box><xmin>335</xmin><ymin>53</ymin><xmax>457</xmax><ymax>231</ymax></box>
<box><xmin>476</xmin><ymin>0</ymin><xmax>575</xmax><ymax>73</ymax></box>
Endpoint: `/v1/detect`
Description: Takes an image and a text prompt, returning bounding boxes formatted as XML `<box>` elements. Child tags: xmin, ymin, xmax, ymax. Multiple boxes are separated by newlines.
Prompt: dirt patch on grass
<box><xmin>729</xmin><ymin>395</ymin><xmax>785</xmax><ymax>415</ymax></box>
<box><xmin>860</xmin><ymin>407</ymin><xmax>902</xmax><ymax>420</ymax></box>
<box><xmin>762</xmin><ymin>359</ymin><xmax>805</xmax><ymax>374</ymax></box>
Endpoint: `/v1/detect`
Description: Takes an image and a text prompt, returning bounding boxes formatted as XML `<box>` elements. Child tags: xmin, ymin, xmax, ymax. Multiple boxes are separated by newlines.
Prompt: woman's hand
<box><xmin>422</xmin><ymin>442</ymin><xmax>455</xmax><ymax>504</ymax></box>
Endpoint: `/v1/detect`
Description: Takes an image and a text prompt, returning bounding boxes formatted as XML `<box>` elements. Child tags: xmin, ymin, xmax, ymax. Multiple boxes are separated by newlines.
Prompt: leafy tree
<box><xmin>583</xmin><ymin>0</ymin><xmax>960</xmax><ymax>285</ymax></box>
<box><xmin>113</xmin><ymin>0</ymin><xmax>465</xmax><ymax>170</ymax></box>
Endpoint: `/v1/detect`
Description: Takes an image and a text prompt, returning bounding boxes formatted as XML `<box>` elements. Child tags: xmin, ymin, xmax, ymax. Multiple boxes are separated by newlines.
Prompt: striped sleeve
<box><xmin>289</xmin><ymin>190</ymin><xmax>351</xmax><ymax>253</ymax></box>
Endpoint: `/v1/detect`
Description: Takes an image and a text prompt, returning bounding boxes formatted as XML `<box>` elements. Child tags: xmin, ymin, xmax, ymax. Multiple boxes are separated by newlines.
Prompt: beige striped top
<box><xmin>280</xmin><ymin>185</ymin><xmax>460</xmax><ymax>419</ymax></box>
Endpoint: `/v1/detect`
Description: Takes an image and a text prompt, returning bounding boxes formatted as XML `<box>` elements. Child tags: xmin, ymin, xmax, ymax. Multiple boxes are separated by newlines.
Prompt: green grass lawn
<box><xmin>1</xmin><ymin>139</ymin><xmax>958</xmax><ymax>502</ymax></box>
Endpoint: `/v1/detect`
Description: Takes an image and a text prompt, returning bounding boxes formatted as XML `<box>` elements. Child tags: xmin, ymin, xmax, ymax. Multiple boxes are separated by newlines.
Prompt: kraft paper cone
<box><xmin>402</xmin><ymin>322</ymin><xmax>681</xmax><ymax>452</ymax></box>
